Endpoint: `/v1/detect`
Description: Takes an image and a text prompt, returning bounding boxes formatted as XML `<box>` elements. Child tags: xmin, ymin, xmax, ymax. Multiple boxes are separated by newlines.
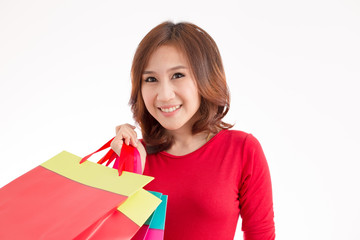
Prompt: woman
<box><xmin>111</xmin><ymin>21</ymin><xmax>275</xmax><ymax>240</ymax></box>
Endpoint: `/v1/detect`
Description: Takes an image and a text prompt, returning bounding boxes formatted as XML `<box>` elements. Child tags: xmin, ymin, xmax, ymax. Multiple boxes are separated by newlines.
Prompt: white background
<box><xmin>1</xmin><ymin>0</ymin><xmax>359</xmax><ymax>239</ymax></box>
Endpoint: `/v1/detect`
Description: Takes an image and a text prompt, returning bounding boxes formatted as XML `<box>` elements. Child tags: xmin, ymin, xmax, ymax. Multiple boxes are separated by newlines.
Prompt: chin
<box><xmin>161</xmin><ymin>125</ymin><xmax>181</xmax><ymax>131</ymax></box>
<box><xmin>159</xmin><ymin>122</ymin><xmax>185</xmax><ymax>131</ymax></box>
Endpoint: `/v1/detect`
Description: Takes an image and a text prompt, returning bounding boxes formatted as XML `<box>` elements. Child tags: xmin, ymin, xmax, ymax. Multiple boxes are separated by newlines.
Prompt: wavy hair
<box><xmin>130</xmin><ymin>21</ymin><xmax>232</xmax><ymax>154</ymax></box>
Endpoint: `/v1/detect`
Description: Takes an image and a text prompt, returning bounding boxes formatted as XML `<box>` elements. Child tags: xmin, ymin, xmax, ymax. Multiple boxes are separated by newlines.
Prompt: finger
<box><xmin>130</xmin><ymin>137</ymin><xmax>139</xmax><ymax>148</ymax></box>
<box><xmin>127</xmin><ymin>135</ymin><xmax>138</xmax><ymax>147</ymax></box>
<box><xmin>125</xmin><ymin>123</ymin><xmax>136</xmax><ymax>129</ymax></box>
<box><xmin>114</xmin><ymin>124</ymin><xmax>138</xmax><ymax>148</ymax></box>
<box><xmin>121</xmin><ymin>129</ymin><xmax>138</xmax><ymax>147</ymax></box>
<box><xmin>124</xmin><ymin>135</ymin><xmax>131</xmax><ymax>146</ymax></box>
<box><xmin>115</xmin><ymin>124</ymin><xmax>136</xmax><ymax>134</ymax></box>
<box><xmin>118</xmin><ymin>131</ymin><xmax>136</xmax><ymax>147</ymax></box>
<box><xmin>110</xmin><ymin>138</ymin><xmax>123</xmax><ymax>156</ymax></box>
<box><xmin>115</xmin><ymin>127</ymin><xmax>133</xmax><ymax>139</ymax></box>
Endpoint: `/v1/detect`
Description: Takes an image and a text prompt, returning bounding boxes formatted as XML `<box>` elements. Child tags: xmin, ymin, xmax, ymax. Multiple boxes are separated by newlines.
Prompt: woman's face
<box><xmin>141</xmin><ymin>45</ymin><xmax>201</xmax><ymax>133</ymax></box>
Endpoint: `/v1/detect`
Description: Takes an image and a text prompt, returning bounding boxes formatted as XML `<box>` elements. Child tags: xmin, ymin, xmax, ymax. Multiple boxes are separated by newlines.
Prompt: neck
<box><xmin>166</xmin><ymin>129</ymin><xmax>212</xmax><ymax>156</ymax></box>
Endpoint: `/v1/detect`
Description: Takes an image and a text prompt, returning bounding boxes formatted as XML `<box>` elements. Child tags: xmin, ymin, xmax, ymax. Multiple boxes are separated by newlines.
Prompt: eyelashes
<box><xmin>144</xmin><ymin>77</ymin><xmax>157</xmax><ymax>83</ymax></box>
<box><xmin>144</xmin><ymin>72</ymin><xmax>185</xmax><ymax>82</ymax></box>
<box><xmin>172</xmin><ymin>73</ymin><xmax>184</xmax><ymax>79</ymax></box>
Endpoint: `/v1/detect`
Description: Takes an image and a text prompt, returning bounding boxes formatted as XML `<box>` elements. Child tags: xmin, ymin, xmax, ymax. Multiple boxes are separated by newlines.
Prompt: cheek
<box><xmin>191</xmin><ymin>91</ymin><xmax>202</xmax><ymax>111</ymax></box>
<box><xmin>141</xmin><ymin>87</ymin><xmax>154</xmax><ymax>110</ymax></box>
<box><xmin>183</xmin><ymin>86</ymin><xmax>201</xmax><ymax>104</ymax></box>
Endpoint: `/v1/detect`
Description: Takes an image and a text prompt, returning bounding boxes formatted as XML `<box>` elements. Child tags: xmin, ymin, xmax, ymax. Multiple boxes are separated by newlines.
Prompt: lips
<box><xmin>159</xmin><ymin>105</ymin><xmax>181</xmax><ymax>113</ymax></box>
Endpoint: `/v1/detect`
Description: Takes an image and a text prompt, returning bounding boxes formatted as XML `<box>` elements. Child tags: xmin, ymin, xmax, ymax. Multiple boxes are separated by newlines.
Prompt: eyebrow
<box><xmin>142</xmin><ymin>65</ymin><xmax>187</xmax><ymax>75</ymax></box>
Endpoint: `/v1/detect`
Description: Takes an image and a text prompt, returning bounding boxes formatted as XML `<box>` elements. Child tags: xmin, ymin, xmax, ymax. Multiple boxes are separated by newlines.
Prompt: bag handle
<box><xmin>80</xmin><ymin>138</ymin><xmax>142</xmax><ymax>175</ymax></box>
<box><xmin>111</xmin><ymin>144</ymin><xmax>142</xmax><ymax>174</ymax></box>
<box><xmin>80</xmin><ymin>137</ymin><xmax>115</xmax><ymax>164</ymax></box>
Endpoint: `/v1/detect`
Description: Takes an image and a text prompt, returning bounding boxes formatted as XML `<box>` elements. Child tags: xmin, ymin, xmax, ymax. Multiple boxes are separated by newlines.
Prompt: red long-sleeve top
<box><xmin>143</xmin><ymin>130</ymin><xmax>275</xmax><ymax>239</ymax></box>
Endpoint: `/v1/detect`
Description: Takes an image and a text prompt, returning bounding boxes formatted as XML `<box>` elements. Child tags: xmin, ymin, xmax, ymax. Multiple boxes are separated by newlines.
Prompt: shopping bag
<box><xmin>75</xmin><ymin>188</ymin><xmax>162</xmax><ymax>240</ymax></box>
<box><xmin>0</xmin><ymin>139</ymin><xmax>156</xmax><ymax>239</ymax></box>
<box><xmin>75</xmin><ymin>142</ymin><xmax>163</xmax><ymax>239</ymax></box>
<box><xmin>132</xmin><ymin>191</ymin><xmax>168</xmax><ymax>240</ymax></box>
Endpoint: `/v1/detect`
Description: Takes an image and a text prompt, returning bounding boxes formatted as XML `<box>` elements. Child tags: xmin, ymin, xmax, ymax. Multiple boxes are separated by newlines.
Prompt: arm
<box><xmin>239</xmin><ymin>134</ymin><xmax>275</xmax><ymax>240</ymax></box>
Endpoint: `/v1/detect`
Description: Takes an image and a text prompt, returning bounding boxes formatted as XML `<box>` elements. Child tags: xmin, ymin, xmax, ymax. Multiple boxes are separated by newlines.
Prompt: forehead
<box><xmin>144</xmin><ymin>45</ymin><xmax>189</xmax><ymax>70</ymax></box>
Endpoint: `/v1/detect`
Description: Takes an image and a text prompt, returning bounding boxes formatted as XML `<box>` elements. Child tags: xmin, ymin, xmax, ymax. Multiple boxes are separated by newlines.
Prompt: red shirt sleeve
<box><xmin>239</xmin><ymin>134</ymin><xmax>275</xmax><ymax>240</ymax></box>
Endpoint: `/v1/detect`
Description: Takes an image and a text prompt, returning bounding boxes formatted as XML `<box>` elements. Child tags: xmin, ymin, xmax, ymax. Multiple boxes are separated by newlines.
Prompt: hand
<box><xmin>110</xmin><ymin>124</ymin><xmax>147</xmax><ymax>174</ymax></box>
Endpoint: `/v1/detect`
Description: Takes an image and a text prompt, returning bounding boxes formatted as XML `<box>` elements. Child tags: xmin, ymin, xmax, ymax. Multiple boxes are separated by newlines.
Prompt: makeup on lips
<box><xmin>158</xmin><ymin>105</ymin><xmax>182</xmax><ymax>116</ymax></box>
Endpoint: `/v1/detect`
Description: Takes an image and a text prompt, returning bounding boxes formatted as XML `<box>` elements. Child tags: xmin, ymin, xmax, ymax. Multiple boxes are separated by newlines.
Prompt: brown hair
<box><xmin>130</xmin><ymin>21</ymin><xmax>233</xmax><ymax>154</ymax></box>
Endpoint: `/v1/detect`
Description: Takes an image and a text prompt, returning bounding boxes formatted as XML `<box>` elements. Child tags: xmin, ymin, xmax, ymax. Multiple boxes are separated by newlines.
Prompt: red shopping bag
<box><xmin>0</xmin><ymin>138</ymin><xmax>158</xmax><ymax>239</ymax></box>
<box><xmin>76</xmin><ymin>188</ymin><xmax>161</xmax><ymax>240</ymax></box>
<box><xmin>73</xmin><ymin>142</ymin><xmax>162</xmax><ymax>239</ymax></box>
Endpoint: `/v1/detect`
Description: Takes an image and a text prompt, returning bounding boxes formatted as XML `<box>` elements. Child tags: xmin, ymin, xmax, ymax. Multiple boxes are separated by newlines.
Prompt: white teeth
<box><xmin>160</xmin><ymin>105</ymin><xmax>180</xmax><ymax>113</ymax></box>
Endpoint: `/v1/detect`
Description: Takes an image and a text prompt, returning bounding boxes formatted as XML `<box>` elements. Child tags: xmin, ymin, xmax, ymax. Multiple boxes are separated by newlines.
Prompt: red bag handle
<box><xmin>80</xmin><ymin>138</ymin><xmax>141</xmax><ymax>175</ymax></box>
<box><xmin>80</xmin><ymin>137</ymin><xmax>115</xmax><ymax>164</ymax></box>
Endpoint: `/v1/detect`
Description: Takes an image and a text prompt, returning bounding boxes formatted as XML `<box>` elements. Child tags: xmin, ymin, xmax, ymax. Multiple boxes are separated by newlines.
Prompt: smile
<box><xmin>159</xmin><ymin>105</ymin><xmax>181</xmax><ymax>113</ymax></box>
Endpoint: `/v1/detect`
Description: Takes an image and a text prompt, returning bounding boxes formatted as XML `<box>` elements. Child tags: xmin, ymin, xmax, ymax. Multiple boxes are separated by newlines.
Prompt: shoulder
<box><xmin>218</xmin><ymin>129</ymin><xmax>261</xmax><ymax>146</ymax></box>
<box><xmin>216</xmin><ymin>130</ymin><xmax>265</xmax><ymax>158</ymax></box>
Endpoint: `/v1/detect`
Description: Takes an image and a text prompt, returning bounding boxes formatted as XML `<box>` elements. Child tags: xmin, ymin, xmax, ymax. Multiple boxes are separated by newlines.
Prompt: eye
<box><xmin>144</xmin><ymin>77</ymin><xmax>157</xmax><ymax>82</ymax></box>
<box><xmin>172</xmin><ymin>73</ymin><xmax>185</xmax><ymax>79</ymax></box>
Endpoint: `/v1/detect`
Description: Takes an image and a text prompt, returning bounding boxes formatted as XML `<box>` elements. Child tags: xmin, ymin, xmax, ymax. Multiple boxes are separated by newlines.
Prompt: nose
<box><xmin>156</xmin><ymin>80</ymin><xmax>175</xmax><ymax>102</ymax></box>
